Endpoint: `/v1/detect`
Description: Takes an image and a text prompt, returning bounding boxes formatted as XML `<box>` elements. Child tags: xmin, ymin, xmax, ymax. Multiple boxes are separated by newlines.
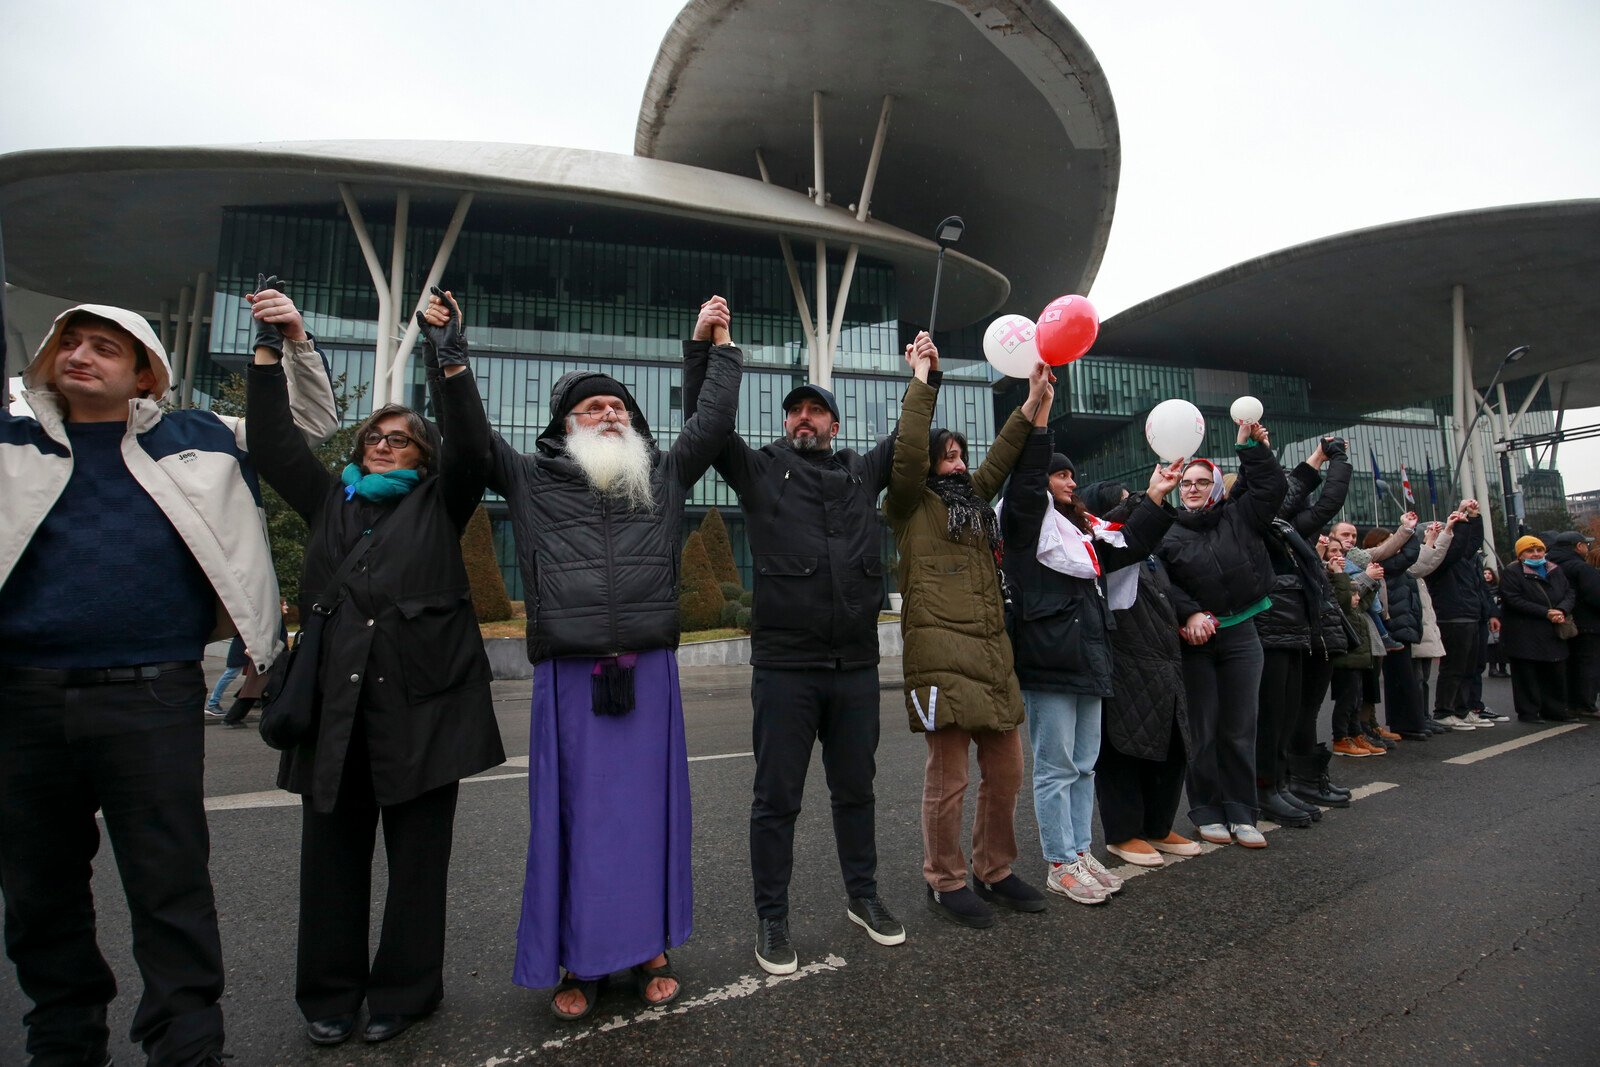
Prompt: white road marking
<box><xmin>481</xmin><ymin>954</ymin><xmax>848</xmax><ymax>1065</ymax></box>
<box><xmin>201</xmin><ymin>751</ymin><xmax>754</xmax><ymax>812</ymax></box>
<box><xmin>1104</xmin><ymin>781</ymin><xmax>1400</xmax><ymax>882</ymax></box>
<box><xmin>1443</xmin><ymin>722</ymin><xmax>1587</xmax><ymax>765</ymax></box>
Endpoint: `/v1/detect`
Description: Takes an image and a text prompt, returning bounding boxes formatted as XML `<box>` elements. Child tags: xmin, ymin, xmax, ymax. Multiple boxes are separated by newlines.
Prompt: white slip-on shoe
<box><xmin>1435</xmin><ymin>714</ymin><xmax>1476</xmax><ymax>731</ymax></box>
<box><xmin>1106</xmin><ymin>841</ymin><xmax>1164</xmax><ymax>868</ymax></box>
<box><xmin>1150</xmin><ymin>834</ymin><xmax>1204</xmax><ymax>857</ymax></box>
<box><xmin>1229</xmin><ymin>823</ymin><xmax>1268</xmax><ymax>848</ymax></box>
<box><xmin>1196</xmin><ymin>823</ymin><xmax>1232</xmax><ymax>845</ymax></box>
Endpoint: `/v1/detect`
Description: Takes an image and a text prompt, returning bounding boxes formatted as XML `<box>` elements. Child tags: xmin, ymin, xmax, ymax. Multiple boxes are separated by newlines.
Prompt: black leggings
<box><xmin>1256</xmin><ymin>648</ymin><xmax>1303</xmax><ymax>784</ymax></box>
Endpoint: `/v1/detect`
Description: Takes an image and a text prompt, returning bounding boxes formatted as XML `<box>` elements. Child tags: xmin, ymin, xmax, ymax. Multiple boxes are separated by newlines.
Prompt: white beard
<box><xmin>563</xmin><ymin>420</ymin><xmax>656</xmax><ymax>511</ymax></box>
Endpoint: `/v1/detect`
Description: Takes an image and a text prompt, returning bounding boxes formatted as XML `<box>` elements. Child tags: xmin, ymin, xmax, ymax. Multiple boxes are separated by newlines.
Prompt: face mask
<box><xmin>1524</xmin><ymin>557</ymin><xmax>1549</xmax><ymax>575</ymax></box>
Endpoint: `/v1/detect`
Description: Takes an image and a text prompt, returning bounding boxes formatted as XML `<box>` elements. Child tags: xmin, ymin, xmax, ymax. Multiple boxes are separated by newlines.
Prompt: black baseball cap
<box><xmin>782</xmin><ymin>384</ymin><xmax>840</xmax><ymax>421</ymax></box>
<box><xmin>1555</xmin><ymin>530</ymin><xmax>1595</xmax><ymax>546</ymax></box>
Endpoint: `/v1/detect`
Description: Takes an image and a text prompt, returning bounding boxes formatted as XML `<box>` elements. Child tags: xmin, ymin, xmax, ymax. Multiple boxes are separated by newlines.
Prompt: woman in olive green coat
<box><xmin>885</xmin><ymin>334</ymin><xmax>1051</xmax><ymax>929</ymax></box>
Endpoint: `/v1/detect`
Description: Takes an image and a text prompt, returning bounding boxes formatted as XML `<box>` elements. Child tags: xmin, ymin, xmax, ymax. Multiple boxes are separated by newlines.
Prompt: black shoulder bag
<box><xmin>259</xmin><ymin>524</ymin><xmax>384</xmax><ymax>751</ymax></box>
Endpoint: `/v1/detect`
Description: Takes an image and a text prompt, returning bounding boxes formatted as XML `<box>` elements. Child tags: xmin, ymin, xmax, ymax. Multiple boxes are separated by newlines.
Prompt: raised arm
<box><xmin>669</xmin><ymin>297</ymin><xmax>742</xmax><ymax>487</ymax></box>
<box><xmin>1286</xmin><ymin>437</ymin><xmax>1352</xmax><ymax>535</ymax></box>
<box><xmin>245</xmin><ymin>361</ymin><xmax>334</xmax><ymax>522</ymax></box>
<box><xmin>1410</xmin><ymin>522</ymin><xmax>1453</xmax><ymax>577</ymax></box>
<box><xmin>1365</xmin><ymin>513</ymin><xmax>1417</xmax><ymax>563</ymax></box>
<box><xmin>417</xmin><ymin>289</ymin><xmax>489</xmax><ymax>530</ymax></box>
<box><xmin>241</xmin><ymin>275</ymin><xmax>337</xmax><ymax>447</ymax></box>
<box><xmin>972</xmin><ymin>358</ymin><xmax>1050</xmax><ymax>501</ymax></box>
<box><xmin>680</xmin><ymin>297</ymin><xmax>764</xmax><ymax>494</ymax></box>
<box><xmin>1231</xmin><ymin>421</ymin><xmax>1288</xmax><ymax>531</ymax></box>
<box><xmin>883</xmin><ymin>333</ymin><xmax>939</xmax><ymax>524</ymax></box>
<box><xmin>1377</xmin><ymin>513</ymin><xmax>1421</xmax><ymax>572</ymax></box>
<box><xmin>1001</xmin><ymin>429</ymin><xmax>1053</xmax><ymax>553</ymax></box>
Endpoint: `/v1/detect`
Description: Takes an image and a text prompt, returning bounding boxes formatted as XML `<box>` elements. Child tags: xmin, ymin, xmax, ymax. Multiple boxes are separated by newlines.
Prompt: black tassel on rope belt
<box><xmin>590</xmin><ymin>653</ymin><xmax>638</xmax><ymax>716</ymax></box>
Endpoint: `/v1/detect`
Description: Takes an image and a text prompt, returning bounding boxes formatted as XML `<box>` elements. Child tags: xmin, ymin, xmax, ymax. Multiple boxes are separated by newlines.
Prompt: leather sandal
<box><xmin>631</xmin><ymin>954</ymin><xmax>682</xmax><ymax>1008</ymax></box>
<box><xmin>550</xmin><ymin>973</ymin><xmax>602</xmax><ymax>1021</ymax></box>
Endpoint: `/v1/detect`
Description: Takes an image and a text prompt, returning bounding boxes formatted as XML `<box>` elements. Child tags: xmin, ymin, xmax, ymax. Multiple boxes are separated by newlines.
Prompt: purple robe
<box><xmin>513</xmin><ymin>648</ymin><xmax>693</xmax><ymax>987</ymax></box>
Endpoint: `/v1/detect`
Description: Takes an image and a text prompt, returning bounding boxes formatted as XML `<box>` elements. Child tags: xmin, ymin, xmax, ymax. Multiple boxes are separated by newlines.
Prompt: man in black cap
<box><xmin>1549</xmin><ymin>530</ymin><xmax>1600</xmax><ymax>717</ymax></box>
<box><xmin>684</xmin><ymin>337</ymin><xmax>907</xmax><ymax>976</ymax></box>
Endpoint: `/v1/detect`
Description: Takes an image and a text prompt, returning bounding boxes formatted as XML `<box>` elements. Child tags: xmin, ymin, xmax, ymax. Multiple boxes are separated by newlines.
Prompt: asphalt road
<box><xmin>3</xmin><ymin>658</ymin><xmax>1597</xmax><ymax>1066</ymax></box>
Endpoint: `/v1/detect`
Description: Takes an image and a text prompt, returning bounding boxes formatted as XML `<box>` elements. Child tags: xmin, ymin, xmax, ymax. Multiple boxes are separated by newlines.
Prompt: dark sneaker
<box><xmin>925</xmin><ymin>883</ymin><xmax>995</xmax><ymax>928</ymax></box>
<box><xmin>972</xmin><ymin>871</ymin><xmax>1048</xmax><ymax>912</ymax></box>
<box><xmin>846</xmin><ymin>895</ymin><xmax>906</xmax><ymax>945</ymax></box>
<box><xmin>756</xmin><ymin>916</ymin><xmax>797</xmax><ymax>975</ymax></box>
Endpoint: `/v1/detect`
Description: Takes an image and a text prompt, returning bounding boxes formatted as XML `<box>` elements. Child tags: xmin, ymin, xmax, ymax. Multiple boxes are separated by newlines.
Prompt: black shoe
<box><xmin>1518</xmin><ymin>715</ymin><xmax>1542</xmax><ymax>723</ymax></box>
<box><xmin>1398</xmin><ymin>731</ymin><xmax>1430</xmax><ymax>741</ymax></box>
<box><xmin>1541</xmin><ymin>711</ymin><xmax>1579</xmax><ymax>723</ymax></box>
<box><xmin>1257</xmin><ymin>789</ymin><xmax>1312</xmax><ymax>827</ymax></box>
<box><xmin>756</xmin><ymin>916</ymin><xmax>798</xmax><ymax>975</ymax></box>
<box><xmin>363</xmin><ymin>1011</ymin><xmax>428</xmax><ymax>1043</ymax></box>
<box><xmin>1362</xmin><ymin>727</ymin><xmax>1396</xmax><ymax>751</ymax></box>
<box><xmin>1288</xmin><ymin>774</ymin><xmax>1349</xmax><ymax>808</ymax></box>
<box><xmin>925</xmin><ymin>883</ymin><xmax>994</xmax><ymax>928</ymax></box>
<box><xmin>306</xmin><ymin>1014</ymin><xmax>356</xmax><ymax>1045</ymax></box>
<box><xmin>972</xmin><ymin>871</ymin><xmax>1048</xmax><ymax>913</ymax></box>
<box><xmin>1422</xmin><ymin>718</ymin><xmax>1450</xmax><ymax>735</ymax></box>
<box><xmin>847</xmin><ymin>895</ymin><xmax>907</xmax><ymax>944</ymax></box>
<box><xmin>1276</xmin><ymin>786</ymin><xmax>1323</xmax><ymax>821</ymax></box>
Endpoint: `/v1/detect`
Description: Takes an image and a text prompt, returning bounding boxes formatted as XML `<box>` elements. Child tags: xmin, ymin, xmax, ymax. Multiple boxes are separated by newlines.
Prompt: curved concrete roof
<box><xmin>635</xmin><ymin>0</ymin><xmax>1119</xmax><ymax>321</ymax></box>
<box><xmin>1095</xmin><ymin>200</ymin><xmax>1600</xmax><ymax>412</ymax></box>
<box><xmin>0</xmin><ymin>140</ymin><xmax>1008</xmax><ymax>321</ymax></box>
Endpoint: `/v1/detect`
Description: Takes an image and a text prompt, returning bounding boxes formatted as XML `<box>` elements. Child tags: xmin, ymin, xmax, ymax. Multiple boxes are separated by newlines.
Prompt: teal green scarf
<box><xmin>341</xmin><ymin>463</ymin><xmax>420</xmax><ymax>503</ymax></box>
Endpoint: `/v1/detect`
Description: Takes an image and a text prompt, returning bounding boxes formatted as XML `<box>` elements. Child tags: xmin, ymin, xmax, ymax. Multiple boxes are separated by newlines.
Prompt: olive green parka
<box><xmin>885</xmin><ymin>373</ymin><xmax>1034</xmax><ymax>733</ymax></box>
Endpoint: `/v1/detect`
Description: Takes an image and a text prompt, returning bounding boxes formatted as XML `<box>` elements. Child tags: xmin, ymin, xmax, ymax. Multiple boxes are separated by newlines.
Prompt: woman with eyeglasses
<box><xmin>1154</xmin><ymin>420</ymin><xmax>1286</xmax><ymax>849</ymax></box>
<box><xmin>247</xmin><ymin>285</ymin><xmax>504</xmax><ymax>1047</ymax></box>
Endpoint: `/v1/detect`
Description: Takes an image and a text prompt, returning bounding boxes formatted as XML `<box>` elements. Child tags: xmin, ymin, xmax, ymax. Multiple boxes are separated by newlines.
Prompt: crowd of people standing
<box><xmin>2</xmin><ymin>282</ymin><xmax>1596</xmax><ymax>1064</ymax></box>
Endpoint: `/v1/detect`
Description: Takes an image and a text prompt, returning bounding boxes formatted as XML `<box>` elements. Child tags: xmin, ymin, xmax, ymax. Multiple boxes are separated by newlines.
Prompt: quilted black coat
<box><xmin>1378</xmin><ymin>535</ymin><xmax>1424</xmax><ymax>645</ymax></box>
<box><xmin>1102</xmin><ymin>557</ymin><xmax>1190</xmax><ymax>762</ymax></box>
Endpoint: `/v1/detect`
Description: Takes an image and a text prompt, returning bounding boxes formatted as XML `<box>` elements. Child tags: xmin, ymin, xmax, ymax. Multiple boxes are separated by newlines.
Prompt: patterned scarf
<box><xmin>927</xmin><ymin>473</ymin><xmax>1010</xmax><ymax>604</ymax></box>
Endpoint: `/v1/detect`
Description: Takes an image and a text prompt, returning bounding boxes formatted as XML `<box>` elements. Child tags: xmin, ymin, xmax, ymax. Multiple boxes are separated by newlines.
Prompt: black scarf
<box><xmin>927</xmin><ymin>473</ymin><xmax>1010</xmax><ymax>605</ymax></box>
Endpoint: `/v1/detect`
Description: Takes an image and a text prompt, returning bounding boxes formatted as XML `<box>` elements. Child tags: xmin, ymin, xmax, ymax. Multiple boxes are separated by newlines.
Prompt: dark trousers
<box><xmin>296</xmin><ymin>723</ymin><xmax>459</xmax><ymax>1021</ymax></box>
<box><xmin>1566</xmin><ymin>634</ymin><xmax>1599</xmax><ymax>712</ymax></box>
<box><xmin>1508</xmin><ymin>658</ymin><xmax>1570</xmax><ymax>721</ymax></box>
<box><xmin>749</xmin><ymin>665</ymin><xmax>880</xmax><ymax>918</ymax></box>
<box><xmin>1255</xmin><ymin>648</ymin><xmax>1303</xmax><ymax>783</ymax></box>
<box><xmin>1381</xmin><ymin>647</ymin><xmax>1426</xmax><ymax>732</ymax></box>
<box><xmin>1414</xmin><ymin>657</ymin><xmax>1436</xmax><ymax>714</ymax></box>
<box><xmin>1434</xmin><ymin>620</ymin><xmax>1481</xmax><ymax>716</ymax></box>
<box><xmin>1331</xmin><ymin>668</ymin><xmax>1364</xmax><ymax>738</ymax></box>
<box><xmin>0</xmin><ymin>667</ymin><xmax>224</xmax><ymax>1067</ymax></box>
<box><xmin>1096</xmin><ymin>721</ymin><xmax>1187</xmax><ymax>843</ymax></box>
<box><xmin>1465</xmin><ymin>621</ymin><xmax>1491</xmax><ymax>710</ymax></box>
<box><xmin>1180</xmin><ymin>620</ymin><xmax>1263</xmax><ymax>827</ymax></box>
<box><xmin>1291</xmin><ymin>654</ymin><xmax>1335</xmax><ymax>757</ymax></box>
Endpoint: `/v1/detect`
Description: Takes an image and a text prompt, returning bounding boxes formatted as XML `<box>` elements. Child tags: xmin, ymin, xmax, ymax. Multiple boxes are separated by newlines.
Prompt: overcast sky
<box><xmin>3</xmin><ymin>0</ymin><xmax>1596</xmax><ymax>489</ymax></box>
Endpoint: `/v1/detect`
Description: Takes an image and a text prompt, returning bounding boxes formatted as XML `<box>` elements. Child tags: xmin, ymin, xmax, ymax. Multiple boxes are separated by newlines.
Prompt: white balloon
<box><xmin>1230</xmin><ymin>395</ymin><xmax>1264</xmax><ymax>423</ymax></box>
<box><xmin>982</xmin><ymin>314</ymin><xmax>1043</xmax><ymax>378</ymax></box>
<box><xmin>1145</xmin><ymin>398</ymin><xmax>1206</xmax><ymax>462</ymax></box>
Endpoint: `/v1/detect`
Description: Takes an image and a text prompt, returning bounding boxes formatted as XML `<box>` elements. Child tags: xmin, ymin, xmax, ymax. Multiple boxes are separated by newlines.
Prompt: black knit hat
<box><xmin>556</xmin><ymin>374</ymin><xmax>628</xmax><ymax>422</ymax></box>
<box><xmin>1048</xmin><ymin>453</ymin><xmax>1075</xmax><ymax>476</ymax></box>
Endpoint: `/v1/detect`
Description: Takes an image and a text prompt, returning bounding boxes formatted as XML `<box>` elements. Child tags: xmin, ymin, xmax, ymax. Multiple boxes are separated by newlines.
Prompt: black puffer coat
<box><xmin>474</xmin><ymin>345</ymin><xmax>742</xmax><ymax>663</ymax></box>
<box><xmin>1425</xmin><ymin>515</ymin><xmax>1486</xmax><ymax>621</ymax></box>
<box><xmin>1157</xmin><ymin>442</ymin><xmax>1287</xmax><ymax>620</ymax></box>
<box><xmin>1258</xmin><ymin>519</ymin><xmax>1350</xmax><ymax>655</ymax></box>
<box><xmin>1101</xmin><ymin>557</ymin><xmax>1190</xmax><ymax>762</ymax></box>
<box><xmin>1498</xmin><ymin>563</ymin><xmax>1575</xmax><ymax>662</ymax></box>
<box><xmin>1378</xmin><ymin>535</ymin><xmax>1423</xmax><ymax>645</ymax></box>
<box><xmin>1549</xmin><ymin>543</ymin><xmax>1600</xmax><ymax>633</ymax></box>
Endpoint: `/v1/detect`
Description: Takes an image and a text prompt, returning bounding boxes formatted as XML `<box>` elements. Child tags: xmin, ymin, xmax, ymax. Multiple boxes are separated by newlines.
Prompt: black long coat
<box><xmin>1102</xmin><ymin>557</ymin><xmax>1190</xmax><ymax>762</ymax></box>
<box><xmin>1498</xmin><ymin>562</ymin><xmax>1576</xmax><ymax>663</ymax></box>
<box><xmin>248</xmin><ymin>364</ymin><xmax>504</xmax><ymax>812</ymax></box>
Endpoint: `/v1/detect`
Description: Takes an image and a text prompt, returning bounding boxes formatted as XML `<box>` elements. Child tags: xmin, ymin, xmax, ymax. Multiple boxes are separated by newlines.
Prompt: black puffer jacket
<box><xmin>1279</xmin><ymin>457</ymin><xmax>1353</xmax><ymax>538</ymax></box>
<box><xmin>1549</xmin><ymin>543</ymin><xmax>1600</xmax><ymax>633</ymax></box>
<box><xmin>1498</xmin><ymin>562</ymin><xmax>1575</xmax><ymax>662</ymax></box>
<box><xmin>1157</xmin><ymin>442</ymin><xmax>1287</xmax><ymax>620</ymax></box>
<box><xmin>1258</xmin><ymin>520</ymin><xmax>1351</xmax><ymax>654</ymax></box>
<box><xmin>1425</xmin><ymin>515</ymin><xmax>1486</xmax><ymax>621</ymax></box>
<box><xmin>1330</xmin><ymin>571</ymin><xmax>1373</xmax><ymax>670</ymax></box>
<box><xmin>684</xmin><ymin>342</ymin><xmax>893</xmax><ymax>670</ymax></box>
<box><xmin>1378</xmin><ymin>535</ymin><xmax>1423</xmax><ymax>645</ymax></box>
<box><xmin>476</xmin><ymin>345</ymin><xmax>742</xmax><ymax>663</ymax></box>
<box><xmin>1101</xmin><ymin>556</ymin><xmax>1190</xmax><ymax>762</ymax></box>
<box><xmin>1000</xmin><ymin>438</ymin><xmax>1173</xmax><ymax>696</ymax></box>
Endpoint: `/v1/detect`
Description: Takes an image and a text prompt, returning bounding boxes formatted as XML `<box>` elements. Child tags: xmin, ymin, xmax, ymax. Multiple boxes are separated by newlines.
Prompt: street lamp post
<box><xmin>1452</xmin><ymin>344</ymin><xmax>1530</xmax><ymax>501</ymax></box>
<box><xmin>926</xmin><ymin>215</ymin><xmax>964</xmax><ymax>334</ymax></box>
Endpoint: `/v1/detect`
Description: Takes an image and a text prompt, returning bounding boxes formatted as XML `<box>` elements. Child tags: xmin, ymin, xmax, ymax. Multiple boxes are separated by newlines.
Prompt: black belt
<box><xmin>0</xmin><ymin>661</ymin><xmax>199</xmax><ymax>686</ymax></box>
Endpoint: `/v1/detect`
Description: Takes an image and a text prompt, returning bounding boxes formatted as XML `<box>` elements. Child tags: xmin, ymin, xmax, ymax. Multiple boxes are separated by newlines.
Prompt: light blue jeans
<box><xmin>207</xmin><ymin>665</ymin><xmax>241</xmax><ymax>710</ymax></box>
<box><xmin>1023</xmin><ymin>690</ymin><xmax>1103</xmax><ymax>864</ymax></box>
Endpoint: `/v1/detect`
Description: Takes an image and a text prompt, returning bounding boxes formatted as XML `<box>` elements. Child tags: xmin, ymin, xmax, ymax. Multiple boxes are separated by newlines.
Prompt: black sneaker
<box><xmin>846</xmin><ymin>895</ymin><xmax>906</xmax><ymax>945</ymax></box>
<box><xmin>972</xmin><ymin>872</ymin><xmax>1048</xmax><ymax>913</ymax></box>
<box><xmin>924</xmin><ymin>883</ymin><xmax>994</xmax><ymax>929</ymax></box>
<box><xmin>755</xmin><ymin>916</ymin><xmax>797</xmax><ymax>975</ymax></box>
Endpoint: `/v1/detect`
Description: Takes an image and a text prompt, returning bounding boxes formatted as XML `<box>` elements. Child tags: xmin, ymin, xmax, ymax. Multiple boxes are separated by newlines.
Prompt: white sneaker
<box><xmin>1435</xmin><ymin>714</ymin><xmax>1476</xmax><ymax>731</ymax></box>
<box><xmin>1196</xmin><ymin>823</ymin><xmax>1232</xmax><ymax>845</ymax></box>
<box><xmin>1077</xmin><ymin>851</ymin><xmax>1125</xmax><ymax>893</ymax></box>
<box><xmin>1046</xmin><ymin>861</ymin><xmax>1108</xmax><ymax>905</ymax></box>
<box><xmin>1229</xmin><ymin>823</ymin><xmax>1268</xmax><ymax>848</ymax></box>
<box><xmin>1463</xmin><ymin>711</ymin><xmax>1496</xmax><ymax>728</ymax></box>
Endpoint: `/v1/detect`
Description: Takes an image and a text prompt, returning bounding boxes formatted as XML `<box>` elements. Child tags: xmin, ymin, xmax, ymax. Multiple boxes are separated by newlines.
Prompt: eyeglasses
<box><xmin>571</xmin><ymin>403</ymin><xmax>628</xmax><ymax>420</ymax></box>
<box><xmin>362</xmin><ymin>431</ymin><xmax>416</xmax><ymax>450</ymax></box>
<box><xmin>1178</xmin><ymin>479</ymin><xmax>1213</xmax><ymax>491</ymax></box>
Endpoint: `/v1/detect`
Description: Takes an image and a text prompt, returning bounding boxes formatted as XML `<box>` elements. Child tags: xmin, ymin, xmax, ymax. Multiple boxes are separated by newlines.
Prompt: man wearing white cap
<box><xmin>0</xmin><ymin>294</ymin><xmax>335</xmax><ymax>1066</ymax></box>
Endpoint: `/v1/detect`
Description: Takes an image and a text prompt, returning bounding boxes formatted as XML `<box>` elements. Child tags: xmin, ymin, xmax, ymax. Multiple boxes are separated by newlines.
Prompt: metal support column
<box><xmin>810</xmin><ymin>91</ymin><xmax>831</xmax><ymax>388</ymax></box>
<box><xmin>159</xmin><ymin>299</ymin><xmax>173</xmax><ymax>360</ymax></box>
<box><xmin>827</xmin><ymin>95</ymin><xmax>894</xmax><ymax>369</ymax></box>
<box><xmin>755</xmin><ymin>149</ymin><xmax>817</xmax><ymax>359</ymax></box>
<box><xmin>339</xmin><ymin>183</ymin><xmax>392</xmax><ymax>413</ymax></box>
<box><xmin>389</xmin><ymin>193</ymin><xmax>475</xmax><ymax>401</ymax></box>
<box><xmin>180</xmin><ymin>271</ymin><xmax>209</xmax><ymax>409</ymax></box>
<box><xmin>384</xmin><ymin>192</ymin><xmax>409</xmax><ymax>405</ymax></box>
<box><xmin>171</xmin><ymin>285</ymin><xmax>193</xmax><ymax>399</ymax></box>
<box><xmin>1450</xmin><ymin>285</ymin><xmax>1469</xmax><ymax>495</ymax></box>
<box><xmin>1549</xmin><ymin>381</ymin><xmax>1570</xmax><ymax>467</ymax></box>
<box><xmin>1463</xmin><ymin>329</ymin><xmax>1497</xmax><ymax>559</ymax></box>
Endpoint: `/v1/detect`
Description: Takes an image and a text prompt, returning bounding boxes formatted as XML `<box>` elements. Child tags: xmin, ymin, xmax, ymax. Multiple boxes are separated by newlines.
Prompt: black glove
<box><xmin>251</xmin><ymin>273</ymin><xmax>288</xmax><ymax>356</ymax></box>
<box><xmin>1321</xmin><ymin>436</ymin><xmax>1347</xmax><ymax>461</ymax></box>
<box><xmin>415</xmin><ymin>285</ymin><xmax>468</xmax><ymax>370</ymax></box>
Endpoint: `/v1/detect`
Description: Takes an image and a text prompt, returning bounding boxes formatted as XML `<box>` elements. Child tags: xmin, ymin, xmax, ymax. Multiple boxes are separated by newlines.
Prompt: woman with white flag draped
<box><xmin>1000</xmin><ymin>422</ymin><xmax>1179</xmax><ymax>906</ymax></box>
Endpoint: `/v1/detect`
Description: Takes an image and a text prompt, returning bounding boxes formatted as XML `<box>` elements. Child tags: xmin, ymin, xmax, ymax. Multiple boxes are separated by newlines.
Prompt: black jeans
<box><xmin>749</xmin><ymin>665</ymin><xmax>880</xmax><ymax>918</ymax></box>
<box><xmin>1569</xmin><ymin>633</ymin><xmax>1600</xmax><ymax>712</ymax></box>
<box><xmin>1292</xmin><ymin>654</ymin><xmax>1335</xmax><ymax>758</ymax></box>
<box><xmin>296</xmin><ymin>722</ymin><xmax>459</xmax><ymax>1021</ymax></box>
<box><xmin>0</xmin><ymin>666</ymin><xmax>224</xmax><ymax>1067</ymax></box>
<box><xmin>1414</xmin><ymin>657</ymin><xmax>1436</xmax><ymax>714</ymax></box>
<box><xmin>1255</xmin><ymin>647</ymin><xmax>1303</xmax><ymax>784</ymax></box>
<box><xmin>1096</xmin><ymin>720</ymin><xmax>1187</xmax><ymax>843</ymax></box>
<box><xmin>1508</xmin><ymin>658</ymin><xmax>1570</xmax><ymax>720</ymax></box>
<box><xmin>1381</xmin><ymin>646</ymin><xmax>1426</xmax><ymax>732</ymax></box>
<box><xmin>1180</xmin><ymin>620</ymin><xmax>1263</xmax><ymax>827</ymax></box>
<box><xmin>1331</xmin><ymin>668</ymin><xmax>1364</xmax><ymax>739</ymax></box>
<box><xmin>1433</xmin><ymin>620</ymin><xmax>1481</xmax><ymax>716</ymax></box>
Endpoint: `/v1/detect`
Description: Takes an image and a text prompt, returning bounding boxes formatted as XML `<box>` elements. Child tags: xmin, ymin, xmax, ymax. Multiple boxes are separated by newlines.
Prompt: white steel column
<box><xmin>159</xmin><ymin>299</ymin><xmax>173</xmax><ymax>359</ymax></box>
<box><xmin>826</xmin><ymin>94</ymin><xmax>895</xmax><ymax>367</ymax></box>
<box><xmin>1463</xmin><ymin>330</ymin><xmax>1497</xmax><ymax>558</ymax></box>
<box><xmin>339</xmin><ymin>183</ymin><xmax>393</xmax><ymax>411</ymax></box>
<box><xmin>1549</xmin><ymin>381</ymin><xmax>1570</xmax><ymax>467</ymax></box>
<box><xmin>811</xmin><ymin>91</ymin><xmax>831</xmax><ymax>388</ymax></box>
<box><xmin>1508</xmin><ymin>372</ymin><xmax>1548</xmax><ymax>434</ymax></box>
<box><xmin>171</xmin><ymin>285</ymin><xmax>193</xmax><ymax>399</ymax></box>
<box><xmin>389</xmin><ymin>193</ymin><xmax>475</xmax><ymax>400</ymax></box>
<box><xmin>1450</xmin><ymin>285</ymin><xmax>1470</xmax><ymax>494</ymax></box>
<box><xmin>180</xmin><ymin>271</ymin><xmax>210</xmax><ymax>409</ymax></box>
<box><xmin>384</xmin><ymin>193</ymin><xmax>410</xmax><ymax>405</ymax></box>
<box><xmin>755</xmin><ymin>149</ymin><xmax>817</xmax><ymax>357</ymax></box>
